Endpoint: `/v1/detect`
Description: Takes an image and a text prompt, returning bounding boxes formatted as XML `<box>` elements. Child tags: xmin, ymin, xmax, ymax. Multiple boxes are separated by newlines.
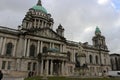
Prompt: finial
<box><xmin>37</xmin><ymin>0</ymin><xmax>42</xmax><ymax>6</ymax></box>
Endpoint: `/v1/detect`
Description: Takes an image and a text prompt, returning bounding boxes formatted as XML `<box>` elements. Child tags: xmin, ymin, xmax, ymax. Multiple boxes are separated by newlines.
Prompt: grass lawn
<box><xmin>24</xmin><ymin>76</ymin><xmax>120</xmax><ymax>80</ymax></box>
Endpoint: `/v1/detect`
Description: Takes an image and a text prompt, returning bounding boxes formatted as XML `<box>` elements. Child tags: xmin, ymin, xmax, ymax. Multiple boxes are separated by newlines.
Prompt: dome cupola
<box><xmin>32</xmin><ymin>0</ymin><xmax>47</xmax><ymax>14</ymax></box>
<box><xmin>21</xmin><ymin>0</ymin><xmax>54</xmax><ymax>30</ymax></box>
<box><xmin>95</xmin><ymin>26</ymin><xmax>101</xmax><ymax>36</ymax></box>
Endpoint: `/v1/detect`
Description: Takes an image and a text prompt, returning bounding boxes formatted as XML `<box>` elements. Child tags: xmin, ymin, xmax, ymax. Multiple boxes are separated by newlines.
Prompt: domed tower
<box><xmin>56</xmin><ymin>24</ymin><xmax>64</xmax><ymax>37</ymax></box>
<box><xmin>21</xmin><ymin>0</ymin><xmax>54</xmax><ymax>30</ymax></box>
<box><xmin>92</xmin><ymin>27</ymin><xmax>108</xmax><ymax>50</ymax></box>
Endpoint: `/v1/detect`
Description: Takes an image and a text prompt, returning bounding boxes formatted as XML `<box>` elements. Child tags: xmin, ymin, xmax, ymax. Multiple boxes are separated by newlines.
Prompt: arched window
<box><xmin>67</xmin><ymin>51</ymin><xmax>71</xmax><ymax>61</ymax></box>
<box><xmin>6</xmin><ymin>42</ymin><xmax>13</xmax><ymax>56</ymax></box>
<box><xmin>43</xmin><ymin>46</ymin><xmax>47</xmax><ymax>53</ymax></box>
<box><xmin>89</xmin><ymin>55</ymin><xmax>93</xmax><ymax>64</ymax></box>
<box><xmin>96</xmin><ymin>56</ymin><xmax>98</xmax><ymax>64</ymax></box>
<box><xmin>29</xmin><ymin>44</ymin><xmax>36</xmax><ymax>57</ymax></box>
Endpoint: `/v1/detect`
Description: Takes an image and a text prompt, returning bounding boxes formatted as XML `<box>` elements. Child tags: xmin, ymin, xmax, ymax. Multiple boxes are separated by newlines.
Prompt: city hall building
<box><xmin>0</xmin><ymin>0</ymin><xmax>111</xmax><ymax>77</ymax></box>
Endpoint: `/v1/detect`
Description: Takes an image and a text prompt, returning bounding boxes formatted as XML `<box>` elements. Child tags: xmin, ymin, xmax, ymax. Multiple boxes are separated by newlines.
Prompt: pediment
<box><xmin>29</xmin><ymin>28</ymin><xmax>65</xmax><ymax>41</ymax></box>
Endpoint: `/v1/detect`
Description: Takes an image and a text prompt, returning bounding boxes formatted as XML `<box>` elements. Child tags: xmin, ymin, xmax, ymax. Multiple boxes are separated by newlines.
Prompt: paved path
<box><xmin>3</xmin><ymin>77</ymin><xmax>24</xmax><ymax>80</ymax></box>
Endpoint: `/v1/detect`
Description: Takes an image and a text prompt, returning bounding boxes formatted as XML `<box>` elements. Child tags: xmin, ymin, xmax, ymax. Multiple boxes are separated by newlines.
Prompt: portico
<box><xmin>40</xmin><ymin>52</ymin><xmax>68</xmax><ymax>76</ymax></box>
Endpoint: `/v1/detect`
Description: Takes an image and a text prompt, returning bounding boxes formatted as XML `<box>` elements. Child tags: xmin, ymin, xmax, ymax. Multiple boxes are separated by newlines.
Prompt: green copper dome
<box><xmin>32</xmin><ymin>5</ymin><xmax>47</xmax><ymax>13</ymax></box>
<box><xmin>95</xmin><ymin>26</ymin><xmax>101</xmax><ymax>33</ymax></box>
<box><xmin>32</xmin><ymin>0</ymin><xmax>47</xmax><ymax>13</ymax></box>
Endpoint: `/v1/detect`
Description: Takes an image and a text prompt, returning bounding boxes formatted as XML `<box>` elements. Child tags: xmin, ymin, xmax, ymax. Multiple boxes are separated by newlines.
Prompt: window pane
<box><xmin>6</xmin><ymin>43</ymin><xmax>13</xmax><ymax>56</ymax></box>
<box><xmin>7</xmin><ymin>61</ymin><xmax>11</xmax><ymax>70</ymax></box>
<box><xmin>2</xmin><ymin>61</ymin><xmax>6</xmax><ymax>69</ymax></box>
<box><xmin>43</xmin><ymin>47</ymin><xmax>47</xmax><ymax>53</ymax></box>
<box><xmin>33</xmin><ymin>62</ymin><xmax>37</xmax><ymax>71</ymax></box>
<box><xmin>29</xmin><ymin>45</ymin><xmax>36</xmax><ymax>57</ymax></box>
<box><xmin>28</xmin><ymin>62</ymin><xmax>31</xmax><ymax>70</ymax></box>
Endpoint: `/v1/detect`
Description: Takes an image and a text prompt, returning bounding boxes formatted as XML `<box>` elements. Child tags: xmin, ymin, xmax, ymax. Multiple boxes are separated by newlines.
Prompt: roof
<box><xmin>32</xmin><ymin>0</ymin><xmax>47</xmax><ymax>13</ymax></box>
<box><xmin>32</xmin><ymin>5</ymin><xmax>47</xmax><ymax>13</ymax></box>
<box><xmin>110</xmin><ymin>53</ymin><xmax>120</xmax><ymax>56</ymax></box>
<box><xmin>0</xmin><ymin>26</ymin><xmax>19</xmax><ymax>35</ymax></box>
<box><xmin>47</xmin><ymin>48</ymin><xmax>60</xmax><ymax>53</ymax></box>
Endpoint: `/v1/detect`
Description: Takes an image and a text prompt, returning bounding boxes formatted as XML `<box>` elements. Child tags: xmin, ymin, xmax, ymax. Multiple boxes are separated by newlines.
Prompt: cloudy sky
<box><xmin>0</xmin><ymin>0</ymin><xmax>120</xmax><ymax>53</ymax></box>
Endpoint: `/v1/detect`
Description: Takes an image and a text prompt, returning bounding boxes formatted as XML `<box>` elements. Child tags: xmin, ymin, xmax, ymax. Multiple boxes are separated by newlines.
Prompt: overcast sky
<box><xmin>0</xmin><ymin>0</ymin><xmax>120</xmax><ymax>54</ymax></box>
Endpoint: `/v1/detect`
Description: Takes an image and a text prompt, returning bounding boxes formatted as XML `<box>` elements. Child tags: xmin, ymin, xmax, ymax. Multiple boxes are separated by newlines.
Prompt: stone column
<box><xmin>50</xmin><ymin>60</ymin><xmax>53</xmax><ymax>75</ymax></box>
<box><xmin>0</xmin><ymin>37</ymin><xmax>3</xmax><ymax>54</ymax></box>
<box><xmin>60</xmin><ymin>44</ymin><xmax>63</xmax><ymax>52</ymax></box>
<box><xmin>40</xmin><ymin>41</ymin><xmax>43</xmax><ymax>53</ymax></box>
<box><xmin>13</xmin><ymin>40</ymin><xmax>17</xmax><ymax>57</ymax></box>
<box><xmin>42</xmin><ymin>21</ymin><xmax>44</xmax><ymax>28</ymax></box>
<box><xmin>64</xmin><ymin>61</ymin><xmax>68</xmax><ymax>75</ymax></box>
<box><xmin>62</xmin><ymin>45</ymin><xmax>63</xmax><ymax>52</ymax></box>
<box><xmin>37</xmin><ymin>41</ymin><xmax>40</xmax><ymax>55</ymax></box>
<box><xmin>63</xmin><ymin>45</ymin><xmax>66</xmax><ymax>52</ymax></box>
<box><xmin>26</xmin><ymin>39</ymin><xmax>30</xmax><ymax>57</ymax></box>
<box><xmin>62</xmin><ymin>61</ymin><xmax>64</xmax><ymax>75</ymax></box>
<box><xmin>45</xmin><ymin>22</ymin><xmax>47</xmax><ymax>27</ymax></box>
<box><xmin>1</xmin><ymin>37</ymin><xmax>6</xmax><ymax>55</ymax></box>
<box><xmin>23</xmin><ymin>39</ymin><xmax>27</xmax><ymax>57</ymax></box>
<box><xmin>59</xmin><ymin>63</ymin><xmax>61</xmax><ymax>75</ymax></box>
<box><xmin>73</xmin><ymin>49</ymin><xmax>75</xmax><ymax>62</ymax></box>
<box><xmin>27</xmin><ymin>23</ymin><xmax>29</xmax><ymax>29</ymax></box>
<box><xmin>52</xmin><ymin>43</ymin><xmax>54</xmax><ymax>48</ymax></box>
<box><xmin>29</xmin><ymin>22</ymin><xmax>32</xmax><ymax>29</ymax></box>
<box><xmin>50</xmin><ymin>43</ymin><xmax>52</xmax><ymax>49</ymax></box>
<box><xmin>40</xmin><ymin>60</ymin><xmax>43</xmax><ymax>75</ymax></box>
<box><xmin>38</xmin><ymin>20</ymin><xmax>40</xmax><ymax>28</ymax></box>
<box><xmin>40</xmin><ymin>20</ymin><xmax>42</xmax><ymax>27</ymax></box>
<box><xmin>36</xmin><ymin>62</ymin><xmax>40</xmax><ymax>76</ymax></box>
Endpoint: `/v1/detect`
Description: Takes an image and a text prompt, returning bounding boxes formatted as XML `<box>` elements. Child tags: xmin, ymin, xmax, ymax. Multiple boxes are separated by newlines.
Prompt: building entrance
<box><xmin>53</xmin><ymin>60</ymin><xmax>62</xmax><ymax>75</ymax></box>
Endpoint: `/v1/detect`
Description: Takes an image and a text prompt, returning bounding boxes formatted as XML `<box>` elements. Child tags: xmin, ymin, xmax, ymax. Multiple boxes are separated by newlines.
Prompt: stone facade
<box><xmin>110</xmin><ymin>54</ymin><xmax>120</xmax><ymax>71</ymax></box>
<box><xmin>0</xmin><ymin>0</ymin><xmax>111</xmax><ymax>77</ymax></box>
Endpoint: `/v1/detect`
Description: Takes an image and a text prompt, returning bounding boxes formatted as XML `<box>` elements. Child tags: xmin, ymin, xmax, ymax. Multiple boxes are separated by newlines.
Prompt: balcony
<box><xmin>46</xmin><ymin>52</ymin><xmax>67</xmax><ymax>57</ymax></box>
<box><xmin>41</xmin><ymin>48</ymin><xmax>68</xmax><ymax>60</ymax></box>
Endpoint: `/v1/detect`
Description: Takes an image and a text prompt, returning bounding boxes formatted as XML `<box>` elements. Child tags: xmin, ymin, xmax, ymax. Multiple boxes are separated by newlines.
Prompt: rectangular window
<box><xmin>33</xmin><ymin>62</ymin><xmax>37</xmax><ymax>71</ymax></box>
<box><xmin>28</xmin><ymin>62</ymin><xmax>31</xmax><ymax>71</ymax></box>
<box><xmin>7</xmin><ymin>61</ymin><xmax>11</xmax><ymax>70</ymax></box>
<box><xmin>2</xmin><ymin>61</ymin><xmax>6</xmax><ymax>69</ymax></box>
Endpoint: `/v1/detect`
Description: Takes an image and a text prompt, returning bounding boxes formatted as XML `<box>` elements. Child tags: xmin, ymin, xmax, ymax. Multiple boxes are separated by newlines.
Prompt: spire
<box><xmin>37</xmin><ymin>0</ymin><xmax>42</xmax><ymax>6</ymax></box>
